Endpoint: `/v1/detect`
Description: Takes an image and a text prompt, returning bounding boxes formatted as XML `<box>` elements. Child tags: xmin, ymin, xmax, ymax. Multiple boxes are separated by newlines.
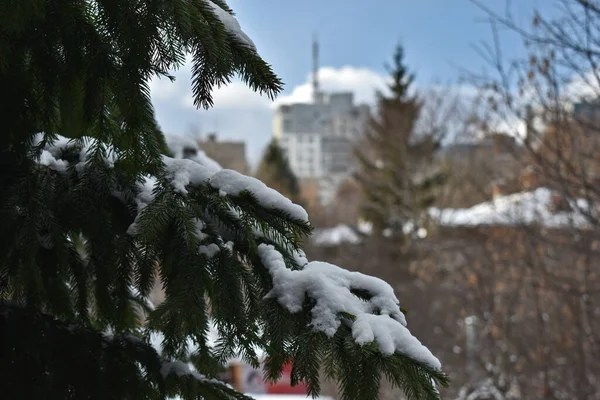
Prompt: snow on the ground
<box><xmin>259</xmin><ymin>244</ymin><xmax>441</xmax><ymax>370</ymax></box>
<box><xmin>311</xmin><ymin>224</ymin><xmax>361</xmax><ymax>246</ymax></box>
<box><xmin>357</xmin><ymin>220</ymin><xmax>372</xmax><ymax>235</ymax></box>
<box><xmin>454</xmin><ymin>377</ymin><xmax>520</xmax><ymax>400</ymax></box>
<box><xmin>429</xmin><ymin>187</ymin><xmax>590</xmax><ymax>229</ymax></box>
<box><xmin>248</xmin><ymin>396</ymin><xmax>334</xmax><ymax>400</ymax></box>
<box><xmin>171</xmin><ymin>396</ymin><xmax>334</xmax><ymax>400</ymax></box>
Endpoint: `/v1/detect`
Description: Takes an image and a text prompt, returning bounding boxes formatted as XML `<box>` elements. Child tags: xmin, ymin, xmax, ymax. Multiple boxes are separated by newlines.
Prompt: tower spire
<box><xmin>312</xmin><ymin>33</ymin><xmax>320</xmax><ymax>104</ymax></box>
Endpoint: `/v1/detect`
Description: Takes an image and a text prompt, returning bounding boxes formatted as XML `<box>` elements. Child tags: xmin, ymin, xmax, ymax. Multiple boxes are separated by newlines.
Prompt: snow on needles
<box><xmin>164</xmin><ymin>134</ymin><xmax>222</xmax><ymax>173</ymax></box>
<box><xmin>162</xmin><ymin>157</ymin><xmax>308</xmax><ymax>222</ymax></box>
<box><xmin>207</xmin><ymin>1</ymin><xmax>256</xmax><ymax>50</ymax></box>
<box><xmin>39</xmin><ymin>150</ymin><xmax>69</xmax><ymax>172</ymax></box>
<box><xmin>258</xmin><ymin>244</ymin><xmax>441</xmax><ymax>370</ymax></box>
<box><xmin>208</xmin><ymin>169</ymin><xmax>309</xmax><ymax>222</ymax></box>
<box><xmin>161</xmin><ymin>360</ymin><xmax>230</xmax><ymax>388</ymax></box>
<box><xmin>163</xmin><ymin>156</ymin><xmax>215</xmax><ymax>194</ymax></box>
<box><xmin>34</xmin><ymin>134</ymin><xmax>309</xmax><ymax>226</ymax></box>
<box><xmin>34</xmin><ymin>133</ymin><xmax>116</xmax><ymax>172</ymax></box>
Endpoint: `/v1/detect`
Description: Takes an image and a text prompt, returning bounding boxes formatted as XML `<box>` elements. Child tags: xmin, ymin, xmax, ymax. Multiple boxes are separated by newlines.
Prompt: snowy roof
<box><xmin>429</xmin><ymin>187</ymin><xmax>591</xmax><ymax>229</ymax></box>
<box><xmin>311</xmin><ymin>224</ymin><xmax>361</xmax><ymax>246</ymax></box>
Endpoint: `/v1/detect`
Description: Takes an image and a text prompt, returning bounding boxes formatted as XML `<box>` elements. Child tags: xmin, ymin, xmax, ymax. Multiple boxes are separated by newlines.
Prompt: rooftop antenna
<box><xmin>312</xmin><ymin>33</ymin><xmax>320</xmax><ymax>104</ymax></box>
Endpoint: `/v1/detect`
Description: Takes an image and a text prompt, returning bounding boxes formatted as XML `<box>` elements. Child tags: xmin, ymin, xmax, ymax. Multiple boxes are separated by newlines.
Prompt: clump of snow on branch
<box><xmin>199</xmin><ymin>243</ymin><xmax>221</xmax><ymax>258</ymax></box>
<box><xmin>206</xmin><ymin>0</ymin><xmax>256</xmax><ymax>50</ymax></box>
<box><xmin>34</xmin><ymin>134</ymin><xmax>309</xmax><ymax>228</ymax></box>
<box><xmin>161</xmin><ymin>360</ymin><xmax>231</xmax><ymax>389</ymax></box>
<box><xmin>163</xmin><ymin>157</ymin><xmax>215</xmax><ymax>194</ymax></box>
<box><xmin>209</xmin><ymin>169</ymin><xmax>308</xmax><ymax>221</ymax></box>
<box><xmin>161</xmin><ymin>157</ymin><xmax>307</xmax><ymax>221</ymax></box>
<box><xmin>34</xmin><ymin>133</ymin><xmax>117</xmax><ymax>172</ymax></box>
<box><xmin>127</xmin><ymin>176</ymin><xmax>157</xmax><ymax>235</ymax></box>
<box><xmin>164</xmin><ymin>134</ymin><xmax>222</xmax><ymax>173</ymax></box>
<box><xmin>39</xmin><ymin>149</ymin><xmax>69</xmax><ymax>172</ymax></box>
<box><xmin>258</xmin><ymin>244</ymin><xmax>441</xmax><ymax>370</ymax></box>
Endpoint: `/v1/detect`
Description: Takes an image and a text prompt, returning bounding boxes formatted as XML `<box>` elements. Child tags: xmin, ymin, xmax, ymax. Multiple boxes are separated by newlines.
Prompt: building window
<box><xmin>283</xmin><ymin>119</ymin><xmax>292</xmax><ymax>131</ymax></box>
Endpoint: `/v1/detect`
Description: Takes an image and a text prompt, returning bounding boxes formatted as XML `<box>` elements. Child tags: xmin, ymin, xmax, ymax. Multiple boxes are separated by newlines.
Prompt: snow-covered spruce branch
<box><xmin>30</xmin><ymin>134</ymin><xmax>448</xmax><ymax>398</ymax></box>
<box><xmin>258</xmin><ymin>244</ymin><xmax>440</xmax><ymax>369</ymax></box>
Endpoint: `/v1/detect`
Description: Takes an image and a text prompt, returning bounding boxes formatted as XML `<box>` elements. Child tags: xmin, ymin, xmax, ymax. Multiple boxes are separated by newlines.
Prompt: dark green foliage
<box><xmin>256</xmin><ymin>139</ymin><xmax>302</xmax><ymax>204</ymax></box>
<box><xmin>0</xmin><ymin>301</ymin><xmax>163</xmax><ymax>400</ymax></box>
<box><xmin>0</xmin><ymin>301</ymin><xmax>254</xmax><ymax>400</ymax></box>
<box><xmin>0</xmin><ymin>2</ymin><xmax>448</xmax><ymax>399</ymax></box>
<box><xmin>259</xmin><ymin>299</ymin><xmax>450</xmax><ymax>400</ymax></box>
<box><xmin>355</xmin><ymin>43</ymin><xmax>447</xmax><ymax>240</ymax></box>
<box><xmin>0</xmin><ymin>0</ymin><xmax>282</xmax><ymax>178</ymax></box>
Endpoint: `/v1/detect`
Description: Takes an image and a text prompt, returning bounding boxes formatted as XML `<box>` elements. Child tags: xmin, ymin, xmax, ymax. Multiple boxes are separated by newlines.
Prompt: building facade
<box><xmin>273</xmin><ymin>92</ymin><xmax>369</xmax><ymax>205</ymax></box>
<box><xmin>197</xmin><ymin>133</ymin><xmax>249</xmax><ymax>174</ymax></box>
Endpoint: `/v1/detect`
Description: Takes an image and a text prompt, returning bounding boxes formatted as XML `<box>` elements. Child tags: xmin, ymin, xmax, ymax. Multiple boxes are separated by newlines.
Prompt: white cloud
<box><xmin>180</xmin><ymin>81</ymin><xmax>272</xmax><ymax>110</ymax></box>
<box><xmin>149</xmin><ymin>76</ymin><xmax>181</xmax><ymax>102</ymax></box>
<box><xmin>275</xmin><ymin>66</ymin><xmax>388</xmax><ymax>107</ymax></box>
<box><xmin>149</xmin><ymin>62</ymin><xmax>391</xmax><ymax>167</ymax></box>
<box><xmin>564</xmin><ymin>70</ymin><xmax>600</xmax><ymax>101</ymax></box>
<box><xmin>149</xmin><ymin>56</ymin><xmax>271</xmax><ymax>110</ymax></box>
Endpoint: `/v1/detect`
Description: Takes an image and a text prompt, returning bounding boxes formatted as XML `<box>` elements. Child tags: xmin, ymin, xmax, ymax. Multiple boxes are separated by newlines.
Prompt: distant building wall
<box><xmin>198</xmin><ymin>133</ymin><xmax>249</xmax><ymax>174</ymax></box>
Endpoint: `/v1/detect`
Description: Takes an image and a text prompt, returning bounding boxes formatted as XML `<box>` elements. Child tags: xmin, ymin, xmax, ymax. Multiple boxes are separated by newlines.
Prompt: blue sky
<box><xmin>151</xmin><ymin>0</ymin><xmax>556</xmax><ymax>166</ymax></box>
<box><xmin>230</xmin><ymin>0</ymin><xmax>546</xmax><ymax>87</ymax></box>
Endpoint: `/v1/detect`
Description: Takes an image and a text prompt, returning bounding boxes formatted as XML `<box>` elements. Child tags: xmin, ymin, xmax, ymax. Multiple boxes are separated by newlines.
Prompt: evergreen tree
<box><xmin>256</xmin><ymin>139</ymin><xmax>302</xmax><ymax>204</ymax></box>
<box><xmin>0</xmin><ymin>3</ymin><xmax>448</xmax><ymax>400</ymax></box>
<box><xmin>355</xmin><ymin>44</ymin><xmax>446</xmax><ymax>240</ymax></box>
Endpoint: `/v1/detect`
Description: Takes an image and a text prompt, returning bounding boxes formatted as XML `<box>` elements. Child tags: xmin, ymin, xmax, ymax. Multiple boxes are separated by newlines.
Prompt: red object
<box><xmin>265</xmin><ymin>363</ymin><xmax>308</xmax><ymax>394</ymax></box>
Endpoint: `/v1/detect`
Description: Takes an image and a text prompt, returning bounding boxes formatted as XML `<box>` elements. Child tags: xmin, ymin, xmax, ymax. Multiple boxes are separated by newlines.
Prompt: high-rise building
<box><xmin>272</xmin><ymin>38</ymin><xmax>369</xmax><ymax>205</ymax></box>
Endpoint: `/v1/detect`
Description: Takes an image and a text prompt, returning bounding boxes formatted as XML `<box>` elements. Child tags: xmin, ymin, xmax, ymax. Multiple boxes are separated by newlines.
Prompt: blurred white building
<box><xmin>272</xmin><ymin>39</ymin><xmax>369</xmax><ymax>205</ymax></box>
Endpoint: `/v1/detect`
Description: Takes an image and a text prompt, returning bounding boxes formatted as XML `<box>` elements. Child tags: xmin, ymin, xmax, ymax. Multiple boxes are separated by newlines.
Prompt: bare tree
<box><xmin>440</xmin><ymin>1</ymin><xmax>600</xmax><ymax>398</ymax></box>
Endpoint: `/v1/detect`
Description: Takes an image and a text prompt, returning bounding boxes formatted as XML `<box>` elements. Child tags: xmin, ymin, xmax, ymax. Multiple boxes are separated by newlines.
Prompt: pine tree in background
<box><xmin>0</xmin><ymin>2</ymin><xmax>448</xmax><ymax>399</ymax></box>
<box><xmin>355</xmin><ymin>44</ymin><xmax>447</xmax><ymax>241</ymax></box>
<box><xmin>256</xmin><ymin>139</ymin><xmax>302</xmax><ymax>205</ymax></box>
